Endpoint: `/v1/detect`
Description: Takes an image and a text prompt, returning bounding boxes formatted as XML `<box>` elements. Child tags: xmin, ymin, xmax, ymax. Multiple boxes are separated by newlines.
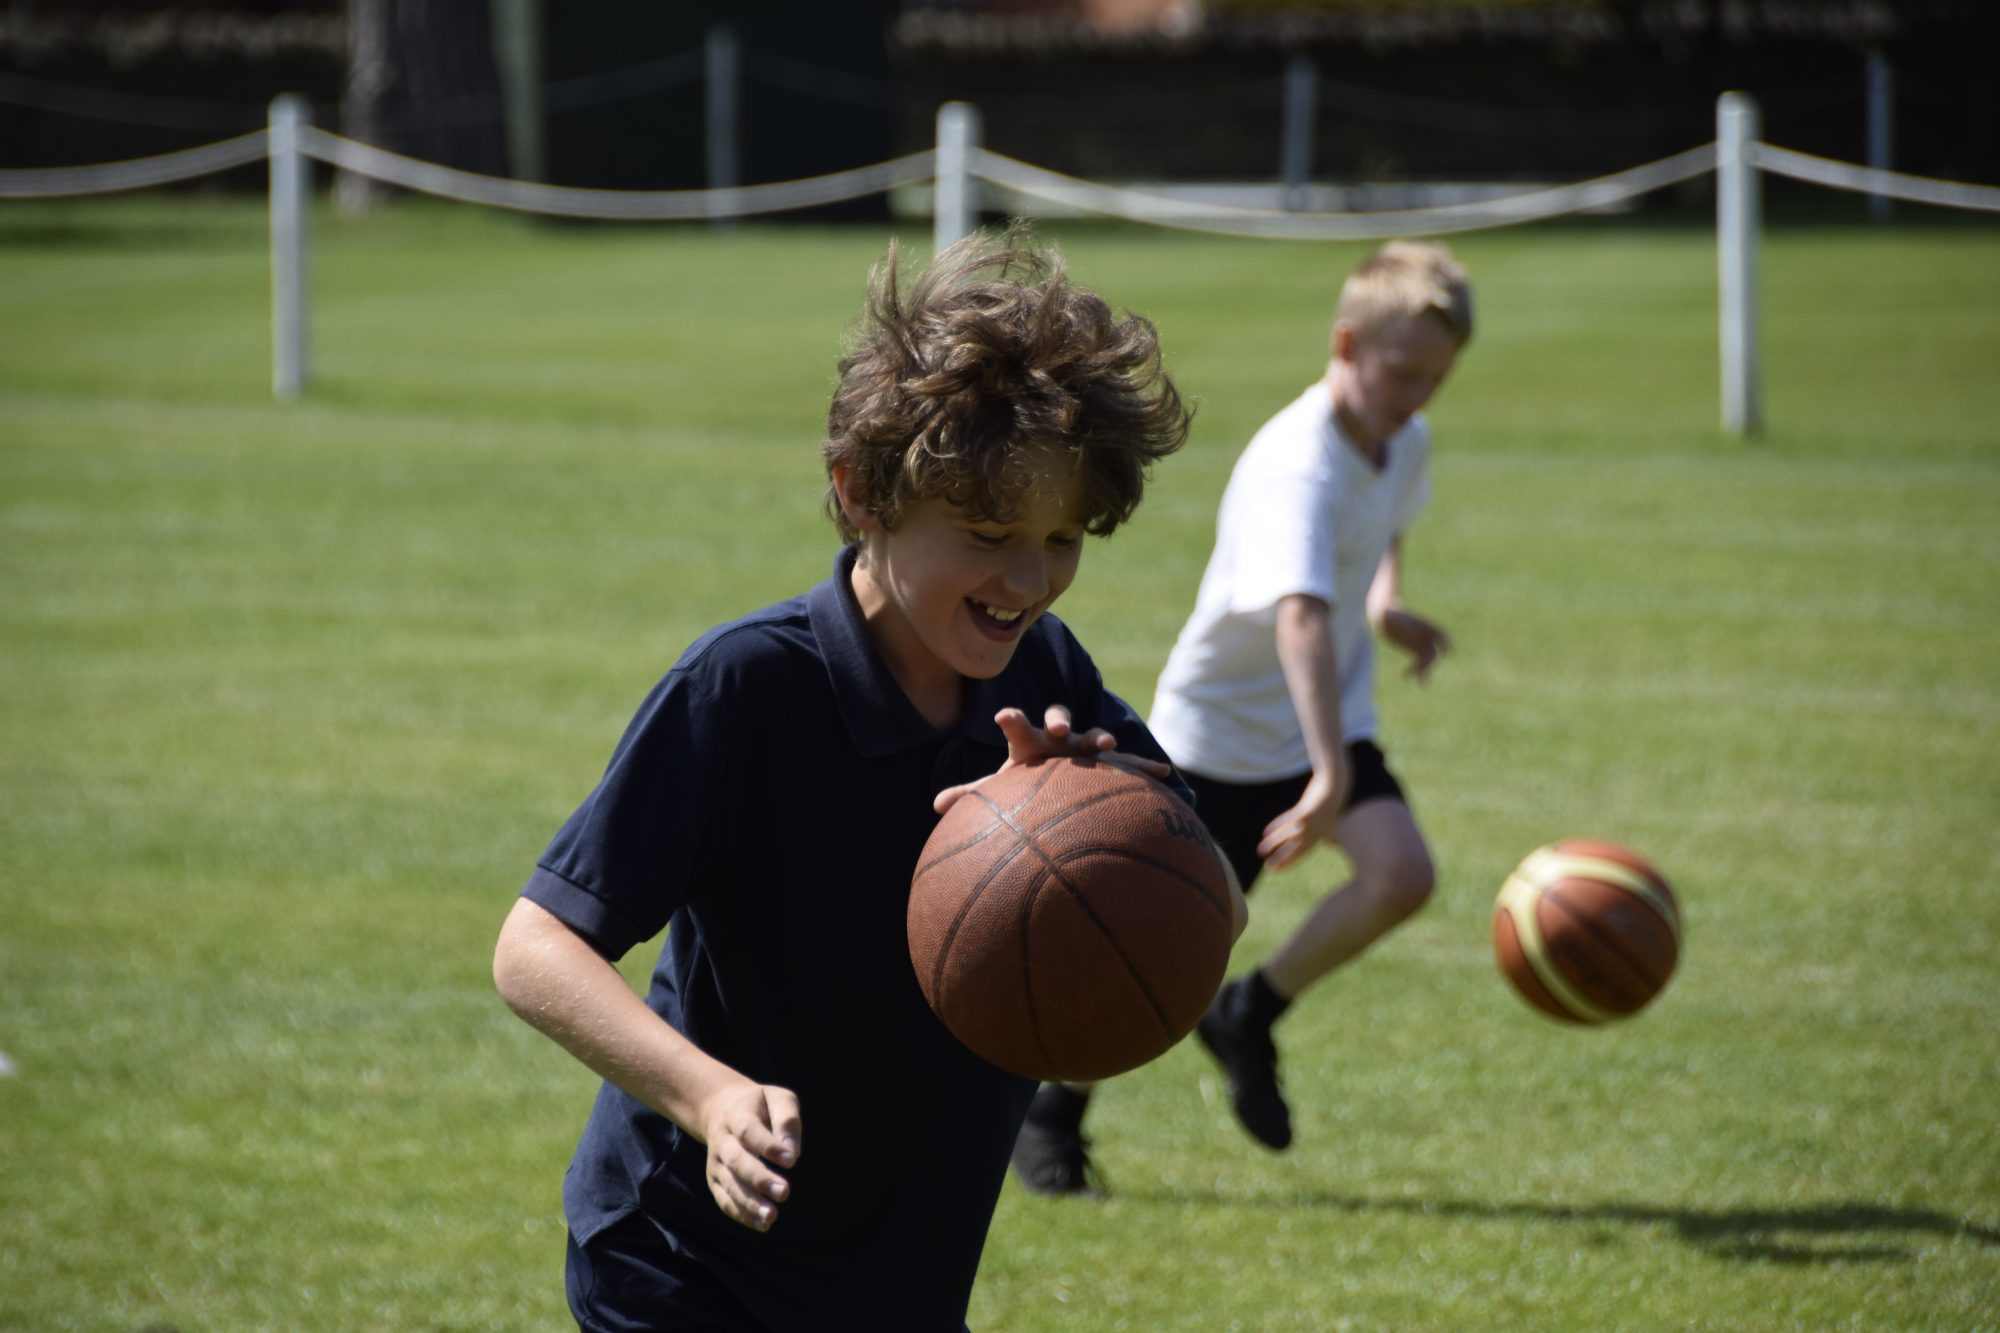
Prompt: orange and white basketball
<box><xmin>1493</xmin><ymin>839</ymin><xmax>1681</xmax><ymax>1025</ymax></box>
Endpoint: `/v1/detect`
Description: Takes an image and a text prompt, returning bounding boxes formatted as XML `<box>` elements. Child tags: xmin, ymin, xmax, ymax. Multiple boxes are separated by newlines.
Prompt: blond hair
<box><xmin>1335</xmin><ymin>240</ymin><xmax>1474</xmax><ymax>347</ymax></box>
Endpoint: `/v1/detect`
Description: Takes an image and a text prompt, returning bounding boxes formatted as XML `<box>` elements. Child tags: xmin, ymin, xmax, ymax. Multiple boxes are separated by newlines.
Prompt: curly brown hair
<box><xmin>822</xmin><ymin>227</ymin><xmax>1190</xmax><ymax>544</ymax></box>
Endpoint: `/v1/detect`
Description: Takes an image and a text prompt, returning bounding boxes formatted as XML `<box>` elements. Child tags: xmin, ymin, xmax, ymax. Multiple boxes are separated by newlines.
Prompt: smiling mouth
<box><xmin>969</xmin><ymin>599</ymin><xmax>1029</xmax><ymax>637</ymax></box>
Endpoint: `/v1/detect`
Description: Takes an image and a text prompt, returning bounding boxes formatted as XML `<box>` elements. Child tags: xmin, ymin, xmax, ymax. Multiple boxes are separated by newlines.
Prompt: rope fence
<box><xmin>0</xmin><ymin>129</ymin><xmax>270</xmax><ymax>197</ymax></box>
<box><xmin>1747</xmin><ymin>142</ymin><xmax>2000</xmax><ymax>213</ymax></box>
<box><xmin>1</xmin><ymin>93</ymin><xmax>1994</xmax><ymax>428</ymax></box>
<box><xmin>968</xmin><ymin>143</ymin><xmax>1720</xmax><ymax>242</ymax></box>
<box><xmin>300</xmin><ymin>127</ymin><xmax>937</xmax><ymax>221</ymax></box>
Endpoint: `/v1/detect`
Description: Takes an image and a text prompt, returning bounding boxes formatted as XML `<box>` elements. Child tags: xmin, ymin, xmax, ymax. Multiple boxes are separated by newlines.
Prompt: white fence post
<box><xmin>1717</xmin><ymin>92</ymin><xmax>1761</xmax><ymax>437</ymax></box>
<box><xmin>935</xmin><ymin>101</ymin><xmax>981</xmax><ymax>253</ymax></box>
<box><xmin>1866</xmin><ymin>49</ymin><xmax>1895</xmax><ymax>222</ymax></box>
<box><xmin>705</xmin><ymin>24</ymin><xmax>741</xmax><ymax>225</ymax></box>
<box><xmin>269</xmin><ymin>94</ymin><xmax>311</xmax><ymax>404</ymax></box>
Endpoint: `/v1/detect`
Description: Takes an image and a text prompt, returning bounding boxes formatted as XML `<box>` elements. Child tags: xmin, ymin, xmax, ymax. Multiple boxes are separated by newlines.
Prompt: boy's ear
<box><xmin>1331</xmin><ymin>319</ymin><xmax>1359</xmax><ymax>364</ymax></box>
<box><xmin>830</xmin><ymin>463</ymin><xmax>884</xmax><ymax>534</ymax></box>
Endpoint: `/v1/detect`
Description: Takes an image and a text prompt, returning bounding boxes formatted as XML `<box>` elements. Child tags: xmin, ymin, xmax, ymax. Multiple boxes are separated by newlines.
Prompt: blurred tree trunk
<box><xmin>337</xmin><ymin>0</ymin><xmax>507</xmax><ymax>213</ymax></box>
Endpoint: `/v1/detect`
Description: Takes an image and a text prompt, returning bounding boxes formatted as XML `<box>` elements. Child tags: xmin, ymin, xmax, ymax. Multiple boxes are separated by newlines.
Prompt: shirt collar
<box><xmin>807</xmin><ymin>546</ymin><xmax>1009</xmax><ymax>758</ymax></box>
<box><xmin>1319</xmin><ymin>385</ymin><xmax>1401</xmax><ymax>477</ymax></box>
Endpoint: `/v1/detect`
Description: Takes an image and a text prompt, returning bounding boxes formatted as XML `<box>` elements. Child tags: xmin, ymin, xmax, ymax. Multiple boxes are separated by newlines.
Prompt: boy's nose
<box><xmin>998</xmin><ymin>549</ymin><xmax>1051</xmax><ymax>603</ymax></box>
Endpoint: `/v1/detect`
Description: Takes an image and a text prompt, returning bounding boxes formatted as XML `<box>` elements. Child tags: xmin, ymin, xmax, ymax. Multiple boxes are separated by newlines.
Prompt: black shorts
<box><xmin>565</xmin><ymin>1214</ymin><xmax>975</xmax><ymax>1333</ymax></box>
<box><xmin>1179</xmin><ymin>739</ymin><xmax>1406</xmax><ymax>895</ymax></box>
<box><xmin>567</xmin><ymin>1213</ymin><xmax>755</xmax><ymax>1332</ymax></box>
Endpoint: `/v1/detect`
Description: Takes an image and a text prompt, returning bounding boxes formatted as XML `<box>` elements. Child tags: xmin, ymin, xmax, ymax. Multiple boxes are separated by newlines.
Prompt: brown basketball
<box><xmin>908</xmin><ymin>755</ymin><xmax>1235</xmax><ymax>1082</ymax></box>
<box><xmin>1493</xmin><ymin>839</ymin><xmax>1682</xmax><ymax>1024</ymax></box>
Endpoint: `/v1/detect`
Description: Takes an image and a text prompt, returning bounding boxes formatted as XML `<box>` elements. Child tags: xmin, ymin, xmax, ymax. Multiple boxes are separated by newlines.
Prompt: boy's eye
<box><xmin>969</xmin><ymin>530</ymin><xmax>1010</xmax><ymax>548</ymax></box>
<box><xmin>1048</xmin><ymin>532</ymin><xmax>1084</xmax><ymax>551</ymax></box>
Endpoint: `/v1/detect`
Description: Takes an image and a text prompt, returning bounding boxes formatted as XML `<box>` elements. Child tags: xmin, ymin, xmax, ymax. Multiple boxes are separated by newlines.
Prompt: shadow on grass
<box><xmin>1120</xmin><ymin>1187</ymin><xmax>2000</xmax><ymax>1265</ymax></box>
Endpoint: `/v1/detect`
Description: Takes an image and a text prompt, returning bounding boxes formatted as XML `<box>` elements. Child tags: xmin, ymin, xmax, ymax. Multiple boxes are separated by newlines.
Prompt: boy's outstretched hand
<box><xmin>933</xmin><ymin>705</ymin><xmax>1173</xmax><ymax>815</ymax></box>
<box><xmin>1257</xmin><ymin>747</ymin><xmax>1351</xmax><ymax>872</ymax></box>
<box><xmin>700</xmin><ymin>1080</ymin><xmax>801</xmax><ymax>1233</ymax></box>
<box><xmin>1378</xmin><ymin>607</ymin><xmax>1452</xmax><ymax>681</ymax></box>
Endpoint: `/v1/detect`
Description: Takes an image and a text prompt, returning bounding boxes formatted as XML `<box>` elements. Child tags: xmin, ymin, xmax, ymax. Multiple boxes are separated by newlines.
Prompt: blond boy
<box><xmin>1013</xmin><ymin>241</ymin><xmax>1471</xmax><ymax>1187</ymax></box>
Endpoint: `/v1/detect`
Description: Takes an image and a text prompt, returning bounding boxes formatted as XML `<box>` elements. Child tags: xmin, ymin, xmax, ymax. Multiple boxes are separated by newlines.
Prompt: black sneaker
<box><xmin>1196</xmin><ymin>986</ymin><xmax>1294</xmax><ymax>1151</ymax></box>
<box><xmin>1010</xmin><ymin>1098</ymin><xmax>1104</xmax><ymax>1197</ymax></box>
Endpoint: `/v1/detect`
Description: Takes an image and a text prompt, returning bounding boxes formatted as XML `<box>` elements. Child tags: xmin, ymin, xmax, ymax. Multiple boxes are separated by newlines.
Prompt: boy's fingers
<box><xmin>1095</xmin><ymin>750</ymin><xmax>1173</xmax><ymax>780</ymax></box>
<box><xmin>951</xmin><ymin>708</ymin><xmax>1158</xmax><ymax>813</ymax></box>
<box><xmin>994</xmin><ymin>708</ymin><xmax>1056</xmax><ymax>764</ymax></box>
<box><xmin>709</xmin><ymin>1147</ymin><xmax>781</xmax><ymax>1230</ymax></box>
<box><xmin>764</xmin><ymin>1088</ymin><xmax>802</xmax><ymax>1167</ymax></box>
<box><xmin>1257</xmin><ymin>812</ymin><xmax>1302</xmax><ymax>862</ymax></box>
<box><xmin>722</xmin><ymin>1176</ymin><xmax>777</xmax><ymax>1230</ymax></box>
<box><xmin>995</xmin><ymin>707</ymin><xmax>1037</xmax><ymax>740</ymax></box>
<box><xmin>736</xmin><ymin>1123</ymin><xmax>796</xmax><ymax>1181</ymax></box>
<box><xmin>719</xmin><ymin>1137</ymin><xmax>789</xmax><ymax>1202</ymax></box>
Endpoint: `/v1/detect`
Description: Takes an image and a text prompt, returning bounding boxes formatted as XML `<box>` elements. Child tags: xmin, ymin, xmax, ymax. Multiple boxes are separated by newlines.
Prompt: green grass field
<box><xmin>2</xmin><ymin>198</ymin><xmax>1997</xmax><ymax>1330</ymax></box>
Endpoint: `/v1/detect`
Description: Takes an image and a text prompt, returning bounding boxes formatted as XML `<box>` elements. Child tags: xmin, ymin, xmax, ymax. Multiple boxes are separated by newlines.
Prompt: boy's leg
<box><xmin>1010</xmin><ymin>768</ymin><xmax>1305</xmax><ymax>1193</ymax></box>
<box><xmin>1200</xmin><ymin>745</ymin><xmax>1436</xmax><ymax>1150</ymax></box>
<box><xmin>1264</xmin><ymin>796</ymin><xmax>1435</xmax><ymax>996</ymax></box>
<box><xmin>1009</xmin><ymin>1081</ymin><xmax>1101</xmax><ymax>1196</ymax></box>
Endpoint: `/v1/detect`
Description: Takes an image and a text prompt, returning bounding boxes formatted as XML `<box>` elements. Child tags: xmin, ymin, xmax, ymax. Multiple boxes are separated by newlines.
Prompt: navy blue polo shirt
<box><xmin>522</xmin><ymin>546</ymin><xmax>1184</xmax><ymax>1332</ymax></box>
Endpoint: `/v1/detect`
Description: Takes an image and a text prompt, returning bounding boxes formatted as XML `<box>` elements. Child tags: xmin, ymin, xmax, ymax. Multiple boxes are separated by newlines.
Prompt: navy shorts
<box><xmin>566</xmin><ymin>1213</ymin><xmax>755</xmax><ymax>1332</ymax></box>
<box><xmin>565</xmin><ymin>1213</ymin><xmax>976</xmax><ymax>1332</ymax></box>
<box><xmin>1179</xmin><ymin>739</ymin><xmax>1406</xmax><ymax>895</ymax></box>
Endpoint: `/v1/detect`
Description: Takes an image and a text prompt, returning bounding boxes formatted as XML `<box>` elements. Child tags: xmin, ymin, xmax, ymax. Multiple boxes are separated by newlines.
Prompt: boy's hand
<box><xmin>1256</xmin><ymin>750</ymin><xmax>1352</xmax><ymax>871</ymax></box>
<box><xmin>1378</xmin><ymin>608</ymin><xmax>1451</xmax><ymax>681</ymax></box>
<box><xmin>699</xmin><ymin>1080</ymin><xmax>801</xmax><ymax>1232</ymax></box>
<box><xmin>933</xmin><ymin>705</ymin><xmax>1172</xmax><ymax>814</ymax></box>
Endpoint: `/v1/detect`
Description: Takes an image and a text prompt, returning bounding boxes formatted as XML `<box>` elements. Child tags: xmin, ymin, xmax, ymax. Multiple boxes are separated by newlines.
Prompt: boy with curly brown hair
<box><xmin>493</xmin><ymin>228</ymin><xmax>1235</xmax><ymax>1330</ymax></box>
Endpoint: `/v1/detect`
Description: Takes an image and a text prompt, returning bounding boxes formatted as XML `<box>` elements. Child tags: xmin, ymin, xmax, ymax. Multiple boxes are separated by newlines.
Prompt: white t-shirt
<box><xmin>1149</xmin><ymin>382</ymin><xmax>1432</xmax><ymax>783</ymax></box>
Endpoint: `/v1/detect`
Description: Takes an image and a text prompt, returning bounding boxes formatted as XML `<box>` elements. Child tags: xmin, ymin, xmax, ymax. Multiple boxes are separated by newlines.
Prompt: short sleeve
<box><xmin>522</xmin><ymin>668</ymin><xmax>726</xmax><ymax>959</ymax></box>
<box><xmin>1222</xmin><ymin>453</ymin><xmax>1338</xmax><ymax>615</ymax></box>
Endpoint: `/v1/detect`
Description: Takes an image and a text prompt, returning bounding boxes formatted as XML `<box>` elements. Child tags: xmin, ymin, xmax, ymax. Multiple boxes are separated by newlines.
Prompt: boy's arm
<box><xmin>492</xmin><ymin>899</ymin><xmax>799</xmax><ymax>1233</ymax></box>
<box><xmin>1258</xmin><ymin>592</ymin><xmax>1352</xmax><ymax>870</ymax></box>
<box><xmin>1368</xmin><ymin>535</ymin><xmax>1451</xmax><ymax>681</ymax></box>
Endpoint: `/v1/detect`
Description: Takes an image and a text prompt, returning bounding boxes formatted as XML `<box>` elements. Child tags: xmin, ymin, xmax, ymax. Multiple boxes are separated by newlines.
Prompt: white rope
<box><xmin>1748</xmin><ymin>142</ymin><xmax>2000</xmax><ymax>214</ymax></box>
<box><xmin>7</xmin><ymin>123</ymin><xmax>1996</xmax><ymax>230</ymax></box>
<box><xmin>0</xmin><ymin>131</ymin><xmax>269</xmax><ymax>198</ymax></box>
<box><xmin>302</xmin><ymin>127</ymin><xmax>935</xmax><ymax>220</ymax></box>
<box><xmin>967</xmin><ymin>143</ymin><xmax>1719</xmax><ymax>240</ymax></box>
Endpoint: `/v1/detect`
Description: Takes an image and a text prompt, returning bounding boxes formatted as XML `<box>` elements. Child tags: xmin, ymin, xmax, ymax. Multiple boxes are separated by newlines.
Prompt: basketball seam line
<box><xmin>1543</xmin><ymin>894</ymin><xmax>1673</xmax><ymax>993</ymax></box>
<box><xmin>913</xmin><ymin>769</ymin><xmax>1145</xmax><ymax>877</ymax></box>
<box><xmin>1533</xmin><ymin>849</ymin><xmax>1681</xmax><ymax>942</ymax></box>
<box><xmin>1498</xmin><ymin>869</ymin><xmax>1613</xmax><ymax>1023</ymax></box>
<box><xmin>927</xmin><ymin>821</ymin><xmax>1036</xmax><ymax>1012</ymax></box>
<box><xmin>976</xmin><ymin>789</ymin><xmax>1182</xmax><ymax>1055</ymax></box>
<box><xmin>924</xmin><ymin>763</ymin><xmax>1197</xmax><ymax>1073</ymax></box>
<box><xmin>1052</xmin><ymin>844</ymin><xmax>1233</xmax><ymax>924</ymax></box>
